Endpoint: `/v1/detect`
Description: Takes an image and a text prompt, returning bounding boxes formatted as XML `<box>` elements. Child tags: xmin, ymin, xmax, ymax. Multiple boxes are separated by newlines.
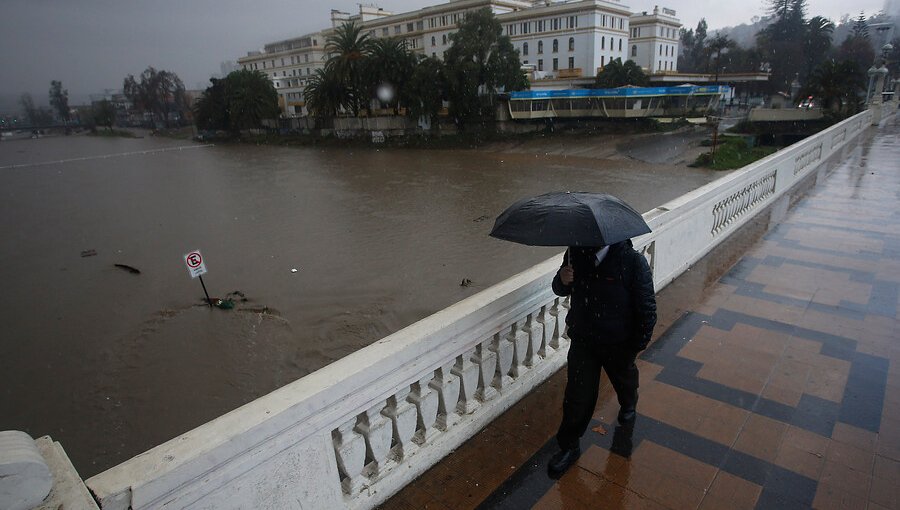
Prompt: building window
<box><xmin>619</xmin><ymin>39</ymin><xmax>622</xmax><ymax>52</ymax></box>
<box><xmin>552</xmin><ymin>58</ymin><xmax>558</xmax><ymax>71</ymax></box>
<box><xmin>395</xmin><ymin>25</ymin><xmax>401</xmax><ymax>34</ymax></box>
<box><xmin>442</xmin><ymin>34</ymin><xmax>447</xmax><ymax>45</ymax></box>
<box><xmin>538</xmin><ymin>40</ymin><xmax>543</xmax><ymax>53</ymax></box>
<box><xmin>601</xmin><ymin>36</ymin><xmax>605</xmax><ymax>50</ymax></box>
<box><xmin>305</xmin><ymin>54</ymin><xmax>309</xmax><ymax>62</ymax></box>
<box><xmin>568</xmin><ymin>37</ymin><xmax>575</xmax><ymax>51</ymax></box>
<box><xmin>523</xmin><ymin>42</ymin><xmax>529</xmax><ymax>55</ymax></box>
<box><xmin>568</xmin><ymin>56</ymin><xmax>574</xmax><ymax>69</ymax></box>
<box><xmin>407</xmin><ymin>22</ymin><xmax>414</xmax><ymax>32</ymax></box>
<box><xmin>601</xmin><ymin>56</ymin><xmax>605</xmax><ymax>67</ymax></box>
<box><xmin>538</xmin><ymin>59</ymin><xmax>543</xmax><ymax>71</ymax></box>
<box><xmin>659</xmin><ymin>44</ymin><xmax>663</xmax><ymax>55</ymax></box>
<box><xmin>552</xmin><ymin>39</ymin><xmax>558</xmax><ymax>52</ymax></box>
<box><xmin>432</xmin><ymin>36</ymin><xmax>436</xmax><ymax>46</ymax></box>
<box><xmin>631</xmin><ymin>44</ymin><xmax>637</xmax><ymax>57</ymax></box>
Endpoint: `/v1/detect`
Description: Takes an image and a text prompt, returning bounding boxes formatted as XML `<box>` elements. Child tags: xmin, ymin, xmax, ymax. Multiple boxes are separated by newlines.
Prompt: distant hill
<box><xmin>712</xmin><ymin>11</ymin><xmax>897</xmax><ymax>51</ymax></box>
<box><xmin>713</xmin><ymin>16</ymin><xmax>774</xmax><ymax>48</ymax></box>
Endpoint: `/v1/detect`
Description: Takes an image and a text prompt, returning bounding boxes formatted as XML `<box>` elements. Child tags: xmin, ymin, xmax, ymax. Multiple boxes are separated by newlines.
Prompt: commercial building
<box><xmin>236</xmin><ymin>0</ymin><xmax>681</xmax><ymax>116</ymax></box>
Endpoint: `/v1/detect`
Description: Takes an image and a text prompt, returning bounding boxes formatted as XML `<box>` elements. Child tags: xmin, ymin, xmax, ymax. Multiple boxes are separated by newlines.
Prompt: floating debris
<box><xmin>81</xmin><ymin>249</ymin><xmax>97</xmax><ymax>258</ymax></box>
<box><xmin>592</xmin><ymin>425</ymin><xmax>608</xmax><ymax>435</ymax></box>
<box><xmin>291</xmin><ymin>268</ymin><xmax>299</xmax><ymax>273</ymax></box>
<box><xmin>114</xmin><ymin>263</ymin><xmax>140</xmax><ymax>274</ymax></box>
<box><xmin>213</xmin><ymin>298</ymin><xmax>235</xmax><ymax>310</ymax></box>
<box><xmin>473</xmin><ymin>215</ymin><xmax>490</xmax><ymax>222</ymax></box>
<box><xmin>460</xmin><ymin>278</ymin><xmax>473</xmax><ymax>287</ymax></box>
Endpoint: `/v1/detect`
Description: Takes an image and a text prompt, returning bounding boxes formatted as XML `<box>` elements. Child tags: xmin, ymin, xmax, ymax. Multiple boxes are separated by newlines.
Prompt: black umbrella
<box><xmin>489</xmin><ymin>191</ymin><xmax>651</xmax><ymax>247</ymax></box>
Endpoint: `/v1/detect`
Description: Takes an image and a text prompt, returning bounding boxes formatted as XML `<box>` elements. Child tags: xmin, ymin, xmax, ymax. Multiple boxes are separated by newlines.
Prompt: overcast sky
<box><xmin>0</xmin><ymin>0</ymin><xmax>888</xmax><ymax>105</ymax></box>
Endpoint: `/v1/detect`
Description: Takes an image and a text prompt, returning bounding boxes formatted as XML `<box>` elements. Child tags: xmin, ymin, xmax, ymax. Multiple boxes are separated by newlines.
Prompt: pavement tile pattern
<box><xmin>382</xmin><ymin>116</ymin><xmax>900</xmax><ymax>510</ymax></box>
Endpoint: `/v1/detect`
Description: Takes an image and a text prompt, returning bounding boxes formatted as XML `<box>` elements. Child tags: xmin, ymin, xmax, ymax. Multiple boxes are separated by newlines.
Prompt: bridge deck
<box><xmin>382</xmin><ymin>114</ymin><xmax>900</xmax><ymax>510</ymax></box>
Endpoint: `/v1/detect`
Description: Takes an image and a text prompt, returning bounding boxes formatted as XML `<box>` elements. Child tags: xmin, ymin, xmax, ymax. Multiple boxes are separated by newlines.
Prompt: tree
<box><xmin>19</xmin><ymin>93</ymin><xmax>38</xmax><ymax>126</ymax></box>
<box><xmin>802</xmin><ymin>59</ymin><xmax>865</xmax><ymax>113</ymax></box>
<box><xmin>224</xmin><ymin>69</ymin><xmax>280</xmax><ymax>130</ymax></box>
<box><xmin>851</xmin><ymin>12</ymin><xmax>870</xmax><ymax>39</ymax></box>
<box><xmin>325</xmin><ymin>21</ymin><xmax>372</xmax><ymax>115</ymax></box>
<box><xmin>595</xmin><ymin>59</ymin><xmax>649</xmax><ymax>87</ymax></box>
<box><xmin>705</xmin><ymin>35</ymin><xmax>736</xmax><ymax>75</ymax></box>
<box><xmin>92</xmin><ymin>100</ymin><xmax>117</xmax><ymax>130</ymax></box>
<box><xmin>444</xmin><ymin>7</ymin><xmax>527</xmax><ymax>128</ymax></box>
<box><xmin>756</xmin><ymin>0</ymin><xmax>809</xmax><ymax>92</ymax></box>
<box><xmin>304</xmin><ymin>68</ymin><xmax>349</xmax><ymax>118</ymax></box>
<box><xmin>193</xmin><ymin>78</ymin><xmax>230</xmax><ymax>130</ymax></box>
<box><xmin>406</xmin><ymin>56</ymin><xmax>447</xmax><ymax>124</ymax></box>
<box><xmin>678</xmin><ymin>19</ymin><xmax>708</xmax><ymax>72</ymax></box>
<box><xmin>193</xmin><ymin>70</ymin><xmax>279</xmax><ymax>132</ymax></box>
<box><xmin>49</xmin><ymin>80</ymin><xmax>70</xmax><ymax>123</ymax></box>
<box><xmin>804</xmin><ymin>16</ymin><xmax>835</xmax><ymax>77</ymax></box>
<box><xmin>366</xmin><ymin>37</ymin><xmax>417</xmax><ymax>112</ymax></box>
<box><xmin>123</xmin><ymin>67</ymin><xmax>187</xmax><ymax>128</ymax></box>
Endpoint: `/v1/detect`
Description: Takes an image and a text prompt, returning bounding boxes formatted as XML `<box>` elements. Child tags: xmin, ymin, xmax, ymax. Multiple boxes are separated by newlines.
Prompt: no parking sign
<box><xmin>184</xmin><ymin>250</ymin><xmax>207</xmax><ymax>278</ymax></box>
<box><xmin>183</xmin><ymin>249</ymin><xmax>212</xmax><ymax>306</ymax></box>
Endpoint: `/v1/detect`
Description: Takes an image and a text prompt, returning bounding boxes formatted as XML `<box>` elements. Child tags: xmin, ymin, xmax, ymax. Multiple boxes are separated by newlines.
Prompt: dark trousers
<box><xmin>556</xmin><ymin>339</ymin><xmax>639</xmax><ymax>450</ymax></box>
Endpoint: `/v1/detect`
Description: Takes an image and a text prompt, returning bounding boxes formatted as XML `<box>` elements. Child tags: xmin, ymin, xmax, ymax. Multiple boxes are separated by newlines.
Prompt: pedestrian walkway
<box><xmin>381</xmin><ymin>115</ymin><xmax>900</xmax><ymax>510</ymax></box>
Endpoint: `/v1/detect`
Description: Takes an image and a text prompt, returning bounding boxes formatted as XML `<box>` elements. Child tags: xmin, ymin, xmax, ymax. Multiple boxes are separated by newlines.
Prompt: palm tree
<box><xmin>705</xmin><ymin>35</ymin><xmax>735</xmax><ymax>76</ymax></box>
<box><xmin>804</xmin><ymin>16</ymin><xmax>834</xmax><ymax>79</ymax></box>
<box><xmin>325</xmin><ymin>21</ymin><xmax>372</xmax><ymax>115</ymax></box>
<box><xmin>804</xmin><ymin>60</ymin><xmax>865</xmax><ymax>113</ymax></box>
<box><xmin>366</xmin><ymin>37</ymin><xmax>416</xmax><ymax>112</ymax></box>
<box><xmin>225</xmin><ymin>69</ymin><xmax>280</xmax><ymax>131</ymax></box>
<box><xmin>304</xmin><ymin>68</ymin><xmax>348</xmax><ymax>118</ymax></box>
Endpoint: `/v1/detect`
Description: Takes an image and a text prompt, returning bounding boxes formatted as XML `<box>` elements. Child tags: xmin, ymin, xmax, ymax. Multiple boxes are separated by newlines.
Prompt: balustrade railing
<box><xmin>85</xmin><ymin>109</ymin><xmax>872</xmax><ymax>510</ymax></box>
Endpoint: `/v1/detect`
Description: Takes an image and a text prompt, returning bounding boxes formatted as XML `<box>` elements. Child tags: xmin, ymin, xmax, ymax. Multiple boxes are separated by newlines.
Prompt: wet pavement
<box><xmin>381</xmin><ymin>115</ymin><xmax>900</xmax><ymax>509</ymax></box>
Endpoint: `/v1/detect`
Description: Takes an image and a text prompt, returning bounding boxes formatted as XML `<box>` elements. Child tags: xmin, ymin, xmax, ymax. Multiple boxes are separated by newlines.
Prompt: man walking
<box><xmin>547</xmin><ymin>241</ymin><xmax>657</xmax><ymax>476</ymax></box>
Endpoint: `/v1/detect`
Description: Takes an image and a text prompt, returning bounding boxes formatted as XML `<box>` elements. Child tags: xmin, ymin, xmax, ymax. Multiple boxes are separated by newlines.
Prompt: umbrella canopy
<box><xmin>489</xmin><ymin>191</ymin><xmax>651</xmax><ymax>247</ymax></box>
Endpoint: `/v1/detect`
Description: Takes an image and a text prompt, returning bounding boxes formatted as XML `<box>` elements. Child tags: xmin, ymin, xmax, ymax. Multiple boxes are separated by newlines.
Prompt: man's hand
<box><xmin>559</xmin><ymin>264</ymin><xmax>574</xmax><ymax>286</ymax></box>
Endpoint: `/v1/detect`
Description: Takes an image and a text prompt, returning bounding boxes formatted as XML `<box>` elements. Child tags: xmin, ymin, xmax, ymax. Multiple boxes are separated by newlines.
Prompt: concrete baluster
<box><xmin>430</xmin><ymin>361</ymin><xmax>461</xmax><ymax>430</ymax></box>
<box><xmin>510</xmin><ymin>319</ymin><xmax>530</xmax><ymax>378</ymax></box>
<box><xmin>381</xmin><ymin>386</ymin><xmax>418</xmax><ymax>462</ymax></box>
<box><xmin>409</xmin><ymin>375</ymin><xmax>440</xmax><ymax>445</ymax></box>
<box><xmin>536</xmin><ymin>304</ymin><xmax>553</xmax><ymax>358</ymax></box>
<box><xmin>490</xmin><ymin>330</ymin><xmax>514</xmax><ymax>391</ymax></box>
<box><xmin>356</xmin><ymin>404</ymin><xmax>392</xmax><ymax>478</ymax></box>
<box><xmin>474</xmin><ymin>337</ymin><xmax>498</xmax><ymax>402</ymax></box>
<box><xmin>452</xmin><ymin>349</ymin><xmax>481</xmax><ymax>414</ymax></box>
<box><xmin>332</xmin><ymin>418</ymin><xmax>367</xmax><ymax>495</ymax></box>
<box><xmin>549</xmin><ymin>297</ymin><xmax>569</xmax><ymax>350</ymax></box>
<box><xmin>524</xmin><ymin>309</ymin><xmax>545</xmax><ymax>367</ymax></box>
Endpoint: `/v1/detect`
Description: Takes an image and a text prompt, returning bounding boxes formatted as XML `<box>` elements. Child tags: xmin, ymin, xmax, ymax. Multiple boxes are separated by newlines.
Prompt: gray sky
<box><xmin>0</xmin><ymin>0</ymin><xmax>887</xmax><ymax>105</ymax></box>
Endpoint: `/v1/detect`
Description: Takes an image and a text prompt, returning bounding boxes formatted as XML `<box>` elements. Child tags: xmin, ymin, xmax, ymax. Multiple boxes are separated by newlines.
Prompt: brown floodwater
<box><xmin>0</xmin><ymin>130</ymin><xmax>722</xmax><ymax>476</ymax></box>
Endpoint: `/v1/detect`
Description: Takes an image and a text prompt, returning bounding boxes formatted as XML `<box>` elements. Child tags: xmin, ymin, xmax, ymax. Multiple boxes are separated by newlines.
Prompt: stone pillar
<box><xmin>0</xmin><ymin>431</ymin><xmax>52</xmax><ymax>510</ymax></box>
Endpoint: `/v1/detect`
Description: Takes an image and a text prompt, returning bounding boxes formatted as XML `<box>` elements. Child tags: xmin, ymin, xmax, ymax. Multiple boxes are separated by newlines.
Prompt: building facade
<box><xmin>628</xmin><ymin>6</ymin><xmax>680</xmax><ymax>73</ymax></box>
<box><xmin>236</xmin><ymin>0</ymin><xmax>680</xmax><ymax>116</ymax></box>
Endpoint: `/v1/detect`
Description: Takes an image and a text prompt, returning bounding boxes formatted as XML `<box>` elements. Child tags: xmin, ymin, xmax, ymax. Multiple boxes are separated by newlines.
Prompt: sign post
<box><xmin>184</xmin><ymin>250</ymin><xmax>212</xmax><ymax>307</ymax></box>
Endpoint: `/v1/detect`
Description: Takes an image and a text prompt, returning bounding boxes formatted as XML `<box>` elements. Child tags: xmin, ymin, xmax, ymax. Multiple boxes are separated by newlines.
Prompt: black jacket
<box><xmin>551</xmin><ymin>241</ymin><xmax>657</xmax><ymax>350</ymax></box>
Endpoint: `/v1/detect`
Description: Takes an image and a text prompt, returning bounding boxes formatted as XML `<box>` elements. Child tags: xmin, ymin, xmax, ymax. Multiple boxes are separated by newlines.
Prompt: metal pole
<box><xmin>198</xmin><ymin>275</ymin><xmax>213</xmax><ymax>307</ymax></box>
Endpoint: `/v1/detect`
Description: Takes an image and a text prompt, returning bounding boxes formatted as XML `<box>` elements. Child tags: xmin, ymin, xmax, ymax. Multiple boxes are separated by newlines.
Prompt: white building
<box><xmin>500</xmin><ymin>0</ymin><xmax>632</xmax><ymax>79</ymax></box>
<box><xmin>237</xmin><ymin>0</ymin><xmax>680</xmax><ymax>116</ymax></box>
<box><xmin>628</xmin><ymin>6</ymin><xmax>680</xmax><ymax>73</ymax></box>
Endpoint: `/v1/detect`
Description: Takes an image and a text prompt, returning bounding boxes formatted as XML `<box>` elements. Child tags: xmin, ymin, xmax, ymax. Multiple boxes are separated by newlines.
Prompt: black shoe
<box><xmin>548</xmin><ymin>446</ymin><xmax>581</xmax><ymax>477</ymax></box>
<box><xmin>617</xmin><ymin>408</ymin><xmax>636</xmax><ymax>425</ymax></box>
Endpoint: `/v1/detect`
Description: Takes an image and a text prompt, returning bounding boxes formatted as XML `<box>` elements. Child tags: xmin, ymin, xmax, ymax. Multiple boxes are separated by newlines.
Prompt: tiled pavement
<box><xmin>382</xmin><ymin>115</ymin><xmax>900</xmax><ymax>510</ymax></box>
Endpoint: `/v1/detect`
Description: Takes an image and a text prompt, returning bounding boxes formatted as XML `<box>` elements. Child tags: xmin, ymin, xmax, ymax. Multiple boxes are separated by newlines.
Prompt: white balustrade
<box><xmin>85</xmin><ymin>110</ymin><xmax>873</xmax><ymax>510</ymax></box>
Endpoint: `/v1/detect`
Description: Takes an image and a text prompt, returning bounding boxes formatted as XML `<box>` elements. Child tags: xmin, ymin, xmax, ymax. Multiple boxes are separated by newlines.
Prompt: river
<box><xmin>0</xmin><ymin>130</ymin><xmax>722</xmax><ymax>476</ymax></box>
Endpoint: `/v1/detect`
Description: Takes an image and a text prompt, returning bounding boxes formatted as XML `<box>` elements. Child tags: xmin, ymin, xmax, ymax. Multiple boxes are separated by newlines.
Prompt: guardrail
<box><xmin>85</xmin><ymin>109</ymin><xmax>873</xmax><ymax>510</ymax></box>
